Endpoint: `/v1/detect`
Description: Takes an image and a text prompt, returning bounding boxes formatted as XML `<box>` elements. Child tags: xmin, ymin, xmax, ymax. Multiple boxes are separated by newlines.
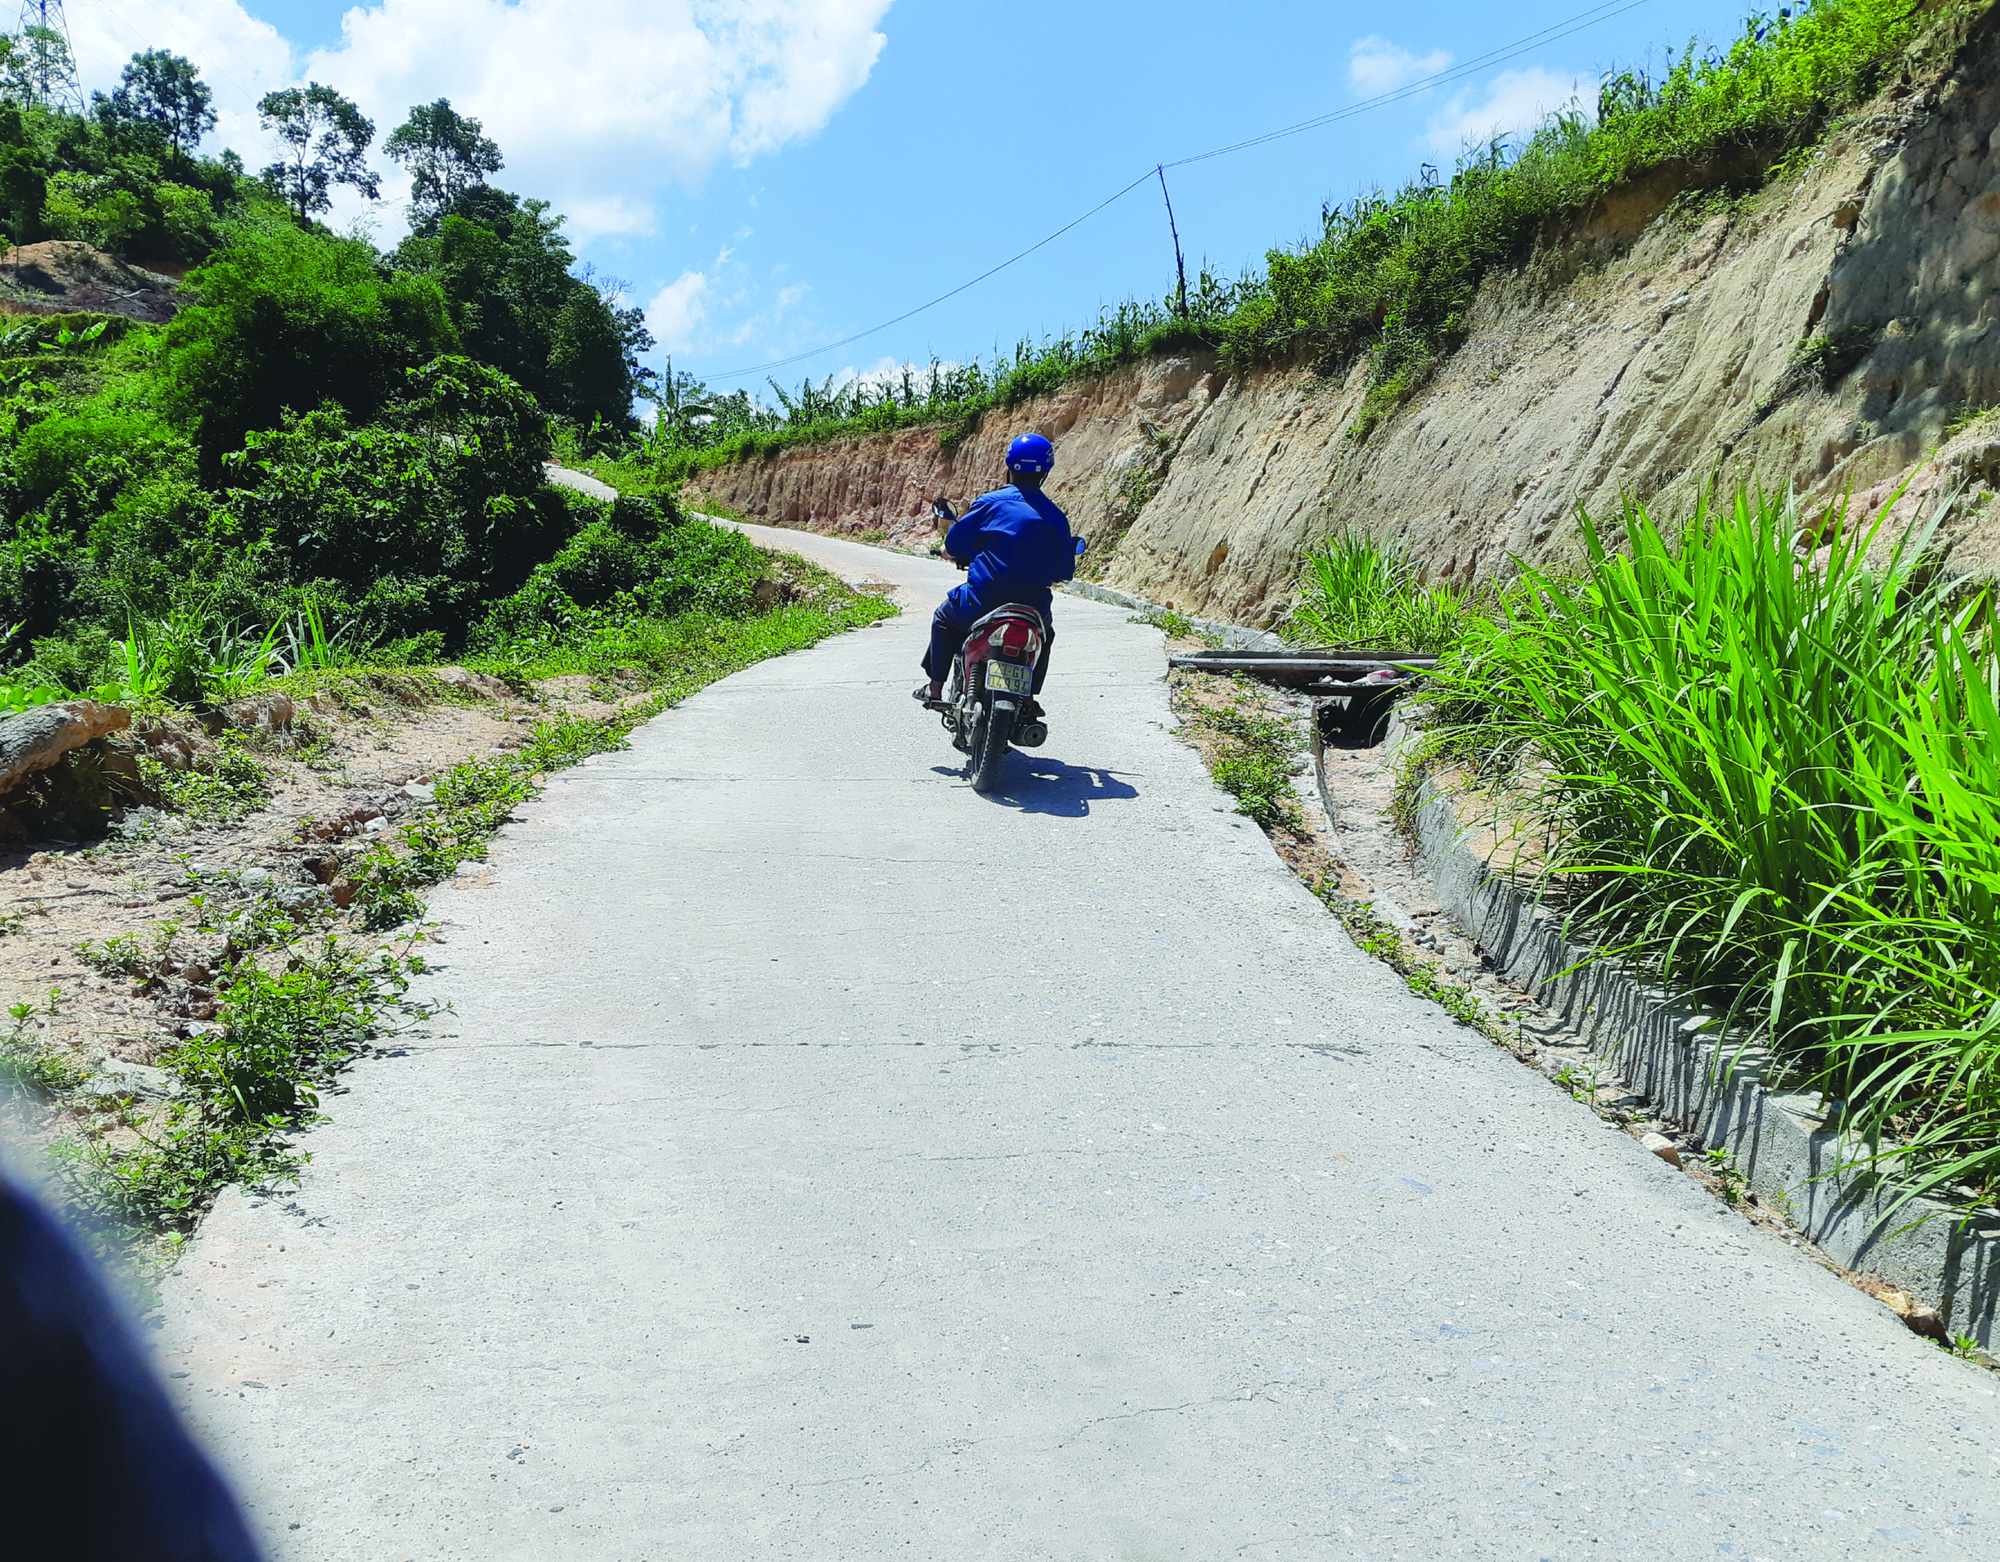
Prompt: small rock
<box><xmin>403</xmin><ymin>783</ymin><xmax>436</xmax><ymax>802</ymax></box>
<box><xmin>1640</xmin><ymin>1132</ymin><xmax>1680</xmax><ymax>1168</ymax></box>
<box><xmin>239</xmin><ymin>867</ymin><xmax>272</xmax><ymax>889</ymax></box>
<box><xmin>221</xmin><ymin>692</ymin><xmax>294</xmax><ymax>732</ymax></box>
<box><xmin>78</xmin><ymin>1060</ymin><xmax>174</xmax><ymax>1102</ymax></box>
<box><xmin>1901</xmin><ymin>1305</ymin><xmax>1949</xmax><ymax>1344</ymax></box>
<box><xmin>434</xmin><ymin>666</ymin><xmax>513</xmax><ymax>701</ymax></box>
<box><xmin>362</xmin><ymin>816</ymin><xmax>388</xmax><ymax>833</ymax></box>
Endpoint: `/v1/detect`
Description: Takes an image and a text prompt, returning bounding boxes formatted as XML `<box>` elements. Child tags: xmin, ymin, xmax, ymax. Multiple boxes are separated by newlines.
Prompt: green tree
<box><xmin>0</xmin><ymin>28</ymin><xmax>77</xmax><ymax>109</ymax></box>
<box><xmin>384</xmin><ymin>99</ymin><xmax>501</xmax><ymax>222</ymax></box>
<box><xmin>162</xmin><ymin>218</ymin><xmax>456</xmax><ymax>468</ymax></box>
<box><xmin>107</xmin><ymin>50</ymin><xmax>217</xmax><ymax>160</ymax></box>
<box><xmin>393</xmin><ymin>188</ymin><xmax>647</xmax><ymax>434</ymax></box>
<box><xmin>256</xmin><ymin>83</ymin><xmax>380</xmax><ymax>224</ymax></box>
<box><xmin>0</xmin><ymin>103</ymin><xmax>46</xmax><ymax>241</ymax></box>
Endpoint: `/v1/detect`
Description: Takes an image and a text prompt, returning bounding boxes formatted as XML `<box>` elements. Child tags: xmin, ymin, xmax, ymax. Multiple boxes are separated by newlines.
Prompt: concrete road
<box><xmin>163</xmin><ymin>528</ymin><xmax>2000</xmax><ymax>1560</ymax></box>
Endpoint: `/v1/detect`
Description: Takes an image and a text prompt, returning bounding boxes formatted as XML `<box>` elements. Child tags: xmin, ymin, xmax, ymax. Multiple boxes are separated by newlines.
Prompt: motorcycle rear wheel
<box><xmin>966</xmin><ymin>703</ymin><xmax>1012</xmax><ymax>794</ymax></box>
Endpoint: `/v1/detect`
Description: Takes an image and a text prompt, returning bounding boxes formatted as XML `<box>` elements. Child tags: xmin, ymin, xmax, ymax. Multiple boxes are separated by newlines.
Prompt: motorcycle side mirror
<box><xmin>931</xmin><ymin>498</ymin><xmax>957</xmax><ymax>523</ymax></box>
<box><xmin>1074</xmin><ymin>537</ymin><xmax>1088</xmax><ymax>557</ymax></box>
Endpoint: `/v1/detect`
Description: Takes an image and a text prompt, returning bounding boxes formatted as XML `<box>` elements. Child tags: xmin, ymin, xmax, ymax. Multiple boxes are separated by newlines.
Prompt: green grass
<box><xmin>1188</xmin><ymin>695</ymin><xmax>1308</xmax><ymax>833</ymax></box>
<box><xmin>1129</xmin><ymin>606</ymin><xmax>1196</xmax><ymax>640</ymax></box>
<box><xmin>1288</xmin><ymin>528</ymin><xmax>1480</xmax><ymax>652</ymax></box>
<box><xmin>1314</xmin><ymin>886</ymin><xmax>1504</xmax><ymax>1040</ymax></box>
<box><xmin>1420</xmin><ymin>489</ymin><xmax>2000</xmax><ymax>1210</ymax></box>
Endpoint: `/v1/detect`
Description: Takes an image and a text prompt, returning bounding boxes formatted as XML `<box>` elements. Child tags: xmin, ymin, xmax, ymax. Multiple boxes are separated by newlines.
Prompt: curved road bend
<box><xmin>163</xmin><ymin>526</ymin><xmax>1999</xmax><ymax>1559</ymax></box>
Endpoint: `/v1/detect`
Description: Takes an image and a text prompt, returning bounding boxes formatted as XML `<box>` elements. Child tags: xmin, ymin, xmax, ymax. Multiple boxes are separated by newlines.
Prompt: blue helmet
<box><xmin>1007</xmin><ymin>433</ymin><xmax>1055</xmax><ymax>474</ymax></box>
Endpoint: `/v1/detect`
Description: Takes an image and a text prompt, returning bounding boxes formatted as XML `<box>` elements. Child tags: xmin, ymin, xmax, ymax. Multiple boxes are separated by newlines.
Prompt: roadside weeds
<box><xmin>0</xmin><ymin>581</ymin><xmax>896</xmax><ymax>1287</ymax></box>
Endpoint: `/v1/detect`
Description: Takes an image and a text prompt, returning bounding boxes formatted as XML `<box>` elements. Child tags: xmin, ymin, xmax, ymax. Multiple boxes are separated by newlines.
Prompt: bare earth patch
<box><xmin>0</xmin><ymin>669</ymin><xmax>644</xmax><ymax>1163</ymax></box>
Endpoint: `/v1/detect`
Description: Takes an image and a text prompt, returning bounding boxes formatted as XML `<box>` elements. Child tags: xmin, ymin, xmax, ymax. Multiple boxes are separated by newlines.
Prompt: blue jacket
<box><xmin>944</xmin><ymin>484</ymin><xmax>1075</xmax><ymax>618</ymax></box>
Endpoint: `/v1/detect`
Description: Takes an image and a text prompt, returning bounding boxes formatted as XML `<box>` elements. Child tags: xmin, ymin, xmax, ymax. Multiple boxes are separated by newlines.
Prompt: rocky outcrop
<box><xmin>0</xmin><ymin>241</ymin><xmax>181</xmax><ymax>324</ymax></box>
<box><xmin>434</xmin><ymin>666</ymin><xmax>515</xmax><ymax>701</ymax></box>
<box><xmin>689</xmin><ymin>12</ymin><xmax>2000</xmax><ymax>624</ymax></box>
<box><xmin>0</xmin><ymin>700</ymin><xmax>130</xmax><ymax>796</ymax></box>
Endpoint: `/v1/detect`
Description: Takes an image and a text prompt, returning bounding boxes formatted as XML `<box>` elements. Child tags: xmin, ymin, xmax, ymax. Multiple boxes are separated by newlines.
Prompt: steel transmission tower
<box><xmin>15</xmin><ymin>0</ymin><xmax>85</xmax><ymax>112</ymax></box>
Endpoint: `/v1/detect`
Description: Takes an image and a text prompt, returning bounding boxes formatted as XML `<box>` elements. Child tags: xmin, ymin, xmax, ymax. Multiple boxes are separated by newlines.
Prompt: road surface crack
<box><xmin>1054</xmin><ymin>1379</ymin><xmax>1291</xmax><ymax>1448</ymax></box>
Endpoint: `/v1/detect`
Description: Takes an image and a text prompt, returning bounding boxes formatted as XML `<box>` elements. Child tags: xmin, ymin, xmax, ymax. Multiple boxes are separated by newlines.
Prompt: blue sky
<box><xmin>67</xmin><ymin>0</ymin><xmax>1761</xmax><ymax>397</ymax></box>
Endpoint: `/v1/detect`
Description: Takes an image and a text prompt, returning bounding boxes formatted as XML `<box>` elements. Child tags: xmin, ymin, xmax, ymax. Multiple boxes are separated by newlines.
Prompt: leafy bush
<box><xmin>91</xmin><ymin>940</ymin><xmax>409</xmax><ymax>1230</ymax></box>
<box><xmin>471</xmin><ymin>514</ymin><xmax>762</xmax><ymax>651</ymax></box>
<box><xmin>163</xmin><ymin>217</ymin><xmax>457</xmax><ymax>467</ymax></box>
<box><xmin>139</xmin><ymin>730</ymin><xmax>269</xmax><ymax>819</ymax></box>
<box><xmin>218</xmin><ymin>359</ymin><xmax>566</xmax><ymax>641</ymax></box>
<box><xmin>548</xmin><ymin>521</ymin><xmax>651</xmax><ymax>606</ymax></box>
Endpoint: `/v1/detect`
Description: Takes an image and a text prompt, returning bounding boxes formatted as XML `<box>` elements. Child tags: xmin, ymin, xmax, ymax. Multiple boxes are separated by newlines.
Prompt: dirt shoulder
<box><xmin>0</xmin><ymin>668</ymin><xmax>642</xmax><ymax>1161</ymax></box>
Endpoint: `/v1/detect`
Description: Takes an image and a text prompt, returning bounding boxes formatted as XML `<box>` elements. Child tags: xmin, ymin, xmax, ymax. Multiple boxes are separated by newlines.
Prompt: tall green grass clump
<box><xmin>1429</xmin><ymin>491</ymin><xmax>2000</xmax><ymax>1206</ymax></box>
<box><xmin>1289</xmin><ymin>529</ymin><xmax>1478</xmax><ymax>652</ymax></box>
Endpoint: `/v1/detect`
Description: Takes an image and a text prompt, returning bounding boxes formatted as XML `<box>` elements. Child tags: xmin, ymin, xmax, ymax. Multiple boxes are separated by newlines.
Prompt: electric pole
<box><xmin>1157</xmin><ymin>166</ymin><xmax>1189</xmax><ymax>320</ymax></box>
<box><xmin>15</xmin><ymin>0</ymin><xmax>85</xmax><ymax>113</ymax></box>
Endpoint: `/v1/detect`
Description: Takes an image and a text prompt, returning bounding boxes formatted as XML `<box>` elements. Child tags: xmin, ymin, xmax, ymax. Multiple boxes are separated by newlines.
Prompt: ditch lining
<box><xmin>1386</xmin><ymin>761</ymin><xmax>2000</xmax><ymax>1348</ymax></box>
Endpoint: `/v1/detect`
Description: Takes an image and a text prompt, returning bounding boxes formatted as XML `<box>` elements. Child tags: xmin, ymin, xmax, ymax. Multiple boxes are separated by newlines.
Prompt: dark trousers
<box><xmin>923</xmin><ymin>598</ymin><xmax>1053</xmax><ymax>695</ymax></box>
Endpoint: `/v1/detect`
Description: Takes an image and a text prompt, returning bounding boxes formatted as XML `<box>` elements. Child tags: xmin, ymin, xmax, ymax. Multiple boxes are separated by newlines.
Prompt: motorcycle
<box><xmin>922</xmin><ymin>498</ymin><xmax>1085</xmax><ymax>794</ymax></box>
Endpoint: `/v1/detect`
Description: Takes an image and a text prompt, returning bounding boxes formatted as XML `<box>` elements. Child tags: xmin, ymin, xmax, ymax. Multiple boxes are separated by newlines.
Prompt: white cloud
<box><xmin>647</xmin><ymin>271</ymin><xmax>712</xmax><ymax>354</ymax></box>
<box><xmin>68</xmin><ymin>0</ymin><xmax>887</xmax><ymax>245</ymax></box>
<box><xmin>1425</xmin><ymin>67</ymin><xmax>1590</xmax><ymax>155</ymax></box>
<box><xmin>303</xmin><ymin>0</ymin><xmax>891</xmax><ymax>240</ymax></box>
<box><xmin>70</xmin><ymin>0</ymin><xmax>294</xmax><ymax>166</ymax></box>
<box><xmin>1347</xmin><ymin>35</ymin><xmax>1450</xmax><ymax>95</ymax></box>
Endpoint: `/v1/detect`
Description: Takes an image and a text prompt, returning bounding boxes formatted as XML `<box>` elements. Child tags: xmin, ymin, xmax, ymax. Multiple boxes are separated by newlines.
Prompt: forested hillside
<box><xmin>0</xmin><ymin>27</ymin><xmax>672</xmax><ymax>698</ymax></box>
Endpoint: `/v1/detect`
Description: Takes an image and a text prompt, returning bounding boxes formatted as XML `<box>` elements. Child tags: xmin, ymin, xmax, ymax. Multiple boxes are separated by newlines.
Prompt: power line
<box><xmin>707</xmin><ymin>169</ymin><xmax>1158</xmax><ymax>382</ymax></box>
<box><xmin>16</xmin><ymin>0</ymin><xmax>86</xmax><ymax>111</ymax></box>
<box><xmin>705</xmin><ymin>0</ymin><xmax>1648</xmax><ymax>383</ymax></box>
<box><xmin>1163</xmin><ymin>0</ymin><xmax>1646</xmax><ymax>170</ymax></box>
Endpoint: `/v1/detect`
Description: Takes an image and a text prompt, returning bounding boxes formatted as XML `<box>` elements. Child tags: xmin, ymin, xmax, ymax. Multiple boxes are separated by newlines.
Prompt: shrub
<box><xmin>162</xmin><ymin>216</ymin><xmax>457</xmax><ymax>468</ymax></box>
<box><xmin>219</xmin><ymin>362</ymin><xmax>565</xmax><ymax>639</ymax></box>
<box><xmin>548</xmin><ymin>521</ymin><xmax>650</xmax><ymax>606</ymax></box>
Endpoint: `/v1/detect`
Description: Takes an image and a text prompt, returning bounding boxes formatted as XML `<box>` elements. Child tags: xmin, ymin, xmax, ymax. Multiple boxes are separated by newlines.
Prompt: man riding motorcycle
<box><xmin>916</xmin><ymin>433</ymin><xmax>1075</xmax><ymax>711</ymax></box>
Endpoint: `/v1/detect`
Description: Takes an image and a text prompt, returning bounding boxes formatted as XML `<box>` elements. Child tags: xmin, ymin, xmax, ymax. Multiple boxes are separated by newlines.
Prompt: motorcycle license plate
<box><xmin>984</xmin><ymin>660</ymin><xmax>1032</xmax><ymax>694</ymax></box>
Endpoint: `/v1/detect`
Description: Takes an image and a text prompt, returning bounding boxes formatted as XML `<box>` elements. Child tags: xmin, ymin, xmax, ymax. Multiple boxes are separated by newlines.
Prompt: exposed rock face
<box><xmin>0</xmin><ymin>701</ymin><xmax>130</xmax><ymax>796</ymax></box>
<box><xmin>0</xmin><ymin>241</ymin><xmax>182</xmax><ymax>324</ymax></box>
<box><xmin>689</xmin><ymin>15</ymin><xmax>2000</xmax><ymax>624</ymax></box>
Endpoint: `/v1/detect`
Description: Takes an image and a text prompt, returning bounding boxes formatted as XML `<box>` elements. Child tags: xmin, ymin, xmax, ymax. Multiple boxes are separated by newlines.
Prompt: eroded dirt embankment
<box><xmin>691</xmin><ymin>11</ymin><xmax>2000</xmax><ymax>624</ymax></box>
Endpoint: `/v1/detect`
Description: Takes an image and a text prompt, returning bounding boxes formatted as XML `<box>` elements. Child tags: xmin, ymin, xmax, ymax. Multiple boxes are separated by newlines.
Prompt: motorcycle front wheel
<box><xmin>966</xmin><ymin>702</ymin><xmax>1012</xmax><ymax>794</ymax></box>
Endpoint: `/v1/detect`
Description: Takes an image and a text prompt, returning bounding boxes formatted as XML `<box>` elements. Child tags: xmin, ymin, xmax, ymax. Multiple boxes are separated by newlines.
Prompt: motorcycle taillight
<box><xmin>998</xmin><ymin>619</ymin><xmax>1037</xmax><ymax>657</ymax></box>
